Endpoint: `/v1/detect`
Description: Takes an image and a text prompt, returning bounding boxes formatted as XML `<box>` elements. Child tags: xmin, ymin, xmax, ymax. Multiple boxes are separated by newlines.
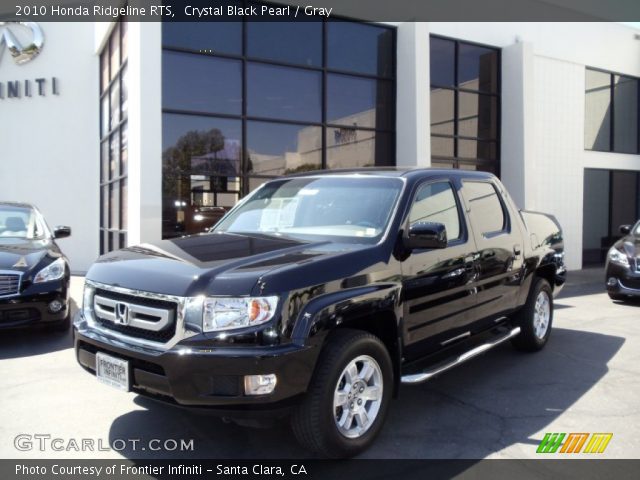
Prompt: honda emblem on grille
<box><xmin>114</xmin><ymin>302</ymin><xmax>130</xmax><ymax>325</ymax></box>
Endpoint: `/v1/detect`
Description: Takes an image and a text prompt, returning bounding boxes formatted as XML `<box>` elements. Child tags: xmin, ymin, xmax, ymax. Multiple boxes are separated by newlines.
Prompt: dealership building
<box><xmin>1</xmin><ymin>15</ymin><xmax>640</xmax><ymax>272</ymax></box>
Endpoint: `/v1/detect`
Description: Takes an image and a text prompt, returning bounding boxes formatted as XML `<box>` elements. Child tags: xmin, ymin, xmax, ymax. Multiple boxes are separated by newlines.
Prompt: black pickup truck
<box><xmin>74</xmin><ymin>169</ymin><xmax>566</xmax><ymax>457</ymax></box>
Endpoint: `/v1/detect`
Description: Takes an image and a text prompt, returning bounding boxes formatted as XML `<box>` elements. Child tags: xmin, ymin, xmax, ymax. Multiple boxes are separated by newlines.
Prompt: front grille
<box><xmin>0</xmin><ymin>273</ymin><xmax>20</xmax><ymax>297</ymax></box>
<box><xmin>92</xmin><ymin>288</ymin><xmax>177</xmax><ymax>343</ymax></box>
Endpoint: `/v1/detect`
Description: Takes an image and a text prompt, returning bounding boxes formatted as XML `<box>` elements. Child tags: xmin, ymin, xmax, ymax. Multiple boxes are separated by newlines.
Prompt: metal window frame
<box><xmin>585</xmin><ymin>66</ymin><xmax>640</xmax><ymax>155</ymax></box>
<box><xmin>159</xmin><ymin>11</ymin><xmax>397</xmax><ymax>230</ymax></box>
<box><xmin>429</xmin><ymin>34</ymin><xmax>502</xmax><ymax>176</ymax></box>
<box><xmin>99</xmin><ymin>20</ymin><xmax>129</xmax><ymax>254</ymax></box>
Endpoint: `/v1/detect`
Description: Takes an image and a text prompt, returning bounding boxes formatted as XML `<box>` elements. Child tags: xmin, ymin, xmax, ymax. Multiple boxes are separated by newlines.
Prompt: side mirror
<box><xmin>619</xmin><ymin>225</ymin><xmax>631</xmax><ymax>235</ymax></box>
<box><xmin>405</xmin><ymin>222</ymin><xmax>447</xmax><ymax>250</ymax></box>
<box><xmin>53</xmin><ymin>226</ymin><xmax>71</xmax><ymax>239</ymax></box>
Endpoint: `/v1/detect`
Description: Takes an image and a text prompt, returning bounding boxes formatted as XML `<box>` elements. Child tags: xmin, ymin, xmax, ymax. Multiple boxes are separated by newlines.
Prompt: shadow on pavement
<box><xmin>108</xmin><ymin>327</ymin><xmax>624</xmax><ymax>460</ymax></box>
<box><xmin>0</xmin><ymin>299</ymin><xmax>77</xmax><ymax>360</ymax></box>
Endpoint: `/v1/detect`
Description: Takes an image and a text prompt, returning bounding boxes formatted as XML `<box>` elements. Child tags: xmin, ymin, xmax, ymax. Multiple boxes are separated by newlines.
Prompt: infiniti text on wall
<box><xmin>0</xmin><ymin>77</ymin><xmax>59</xmax><ymax>99</ymax></box>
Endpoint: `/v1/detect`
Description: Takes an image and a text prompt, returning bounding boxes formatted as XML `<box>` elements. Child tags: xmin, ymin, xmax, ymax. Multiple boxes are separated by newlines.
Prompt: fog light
<box><xmin>244</xmin><ymin>374</ymin><xmax>277</xmax><ymax>395</ymax></box>
<box><xmin>607</xmin><ymin>277</ymin><xmax>618</xmax><ymax>287</ymax></box>
<box><xmin>48</xmin><ymin>300</ymin><xmax>64</xmax><ymax>313</ymax></box>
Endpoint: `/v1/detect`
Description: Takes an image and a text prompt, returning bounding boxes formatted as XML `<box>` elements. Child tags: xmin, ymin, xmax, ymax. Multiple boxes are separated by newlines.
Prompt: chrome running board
<box><xmin>401</xmin><ymin>326</ymin><xmax>521</xmax><ymax>385</ymax></box>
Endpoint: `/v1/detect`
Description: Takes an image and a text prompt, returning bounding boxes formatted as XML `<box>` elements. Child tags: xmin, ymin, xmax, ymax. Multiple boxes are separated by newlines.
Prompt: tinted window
<box><xmin>613</xmin><ymin>75</ymin><xmax>638</xmax><ymax>154</ymax></box>
<box><xmin>247</xmin><ymin>63</ymin><xmax>322</xmax><ymax>122</ymax></box>
<box><xmin>163</xmin><ymin>52</ymin><xmax>242</xmax><ymax>115</ymax></box>
<box><xmin>585</xmin><ymin>69</ymin><xmax>611</xmax><ymax>151</ymax></box>
<box><xmin>430</xmin><ymin>36</ymin><xmax>500</xmax><ymax>173</ymax></box>
<box><xmin>458</xmin><ymin>92</ymin><xmax>498</xmax><ymax>140</ymax></box>
<box><xmin>409</xmin><ymin>182</ymin><xmax>461</xmax><ymax>241</ymax></box>
<box><xmin>326</xmin><ymin>129</ymin><xmax>393</xmax><ymax>169</ymax></box>
<box><xmin>430</xmin><ymin>37</ymin><xmax>455</xmax><ymax>88</ymax></box>
<box><xmin>246</xmin><ymin>121</ymin><xmax>322</xmax><ymax>176</ymax></box>
<box><xmin>463</xmin><ymin>181</ymin><xmax>506</xmax><ymax>234</ymax></box>
<box><xmin>162</xmin><ymin>114</ymin><xmax>242</xmax><ymax>238</ymax></box>
<box><xmin>327</xmin><ymin>74</ymin><xmax>393</xmax><ymax>129</ymax></box>
<box><xmin>430</xmin><ymin>88</ymin><xmax>454</xmax><ymax>135</ymax></box>
<box><xmin>247</xmin><ymin>22</ymin><xmax>322</xmax><ymax>67</ymax></box>
<box><xmin>327</xmin><ymin>21</ymin><xmax>393</xmax><ymax>77</ymax></box>
<box><xmin>458</xmin><ymin>43</ymin><xmax>499</xmax><ymax>93</ymax></box>
<box><xmin>458</xmin><ymin>139</ymin><xmax>497</xmax><ymax>161</ymax></box>
<box><xmin>162</xmin><ymin>114</ymin><xmax>242</xmax><ymax>174</ymax></box>
<box><xmin>162</xmin><ymin>21</ymin><xmax>242</xmax><ymax>55</ymax></box>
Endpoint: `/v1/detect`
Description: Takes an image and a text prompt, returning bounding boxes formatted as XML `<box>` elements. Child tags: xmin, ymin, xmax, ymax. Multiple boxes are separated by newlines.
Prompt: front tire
<box><xmin>291</xmin><ymin>329</ymin><xmax>393</xmax><ymax>458</ymax></box>
<box><xmin>511</xmin><ymin>278</ymin><xmax>553</xmax><ymax>352</ymax></box>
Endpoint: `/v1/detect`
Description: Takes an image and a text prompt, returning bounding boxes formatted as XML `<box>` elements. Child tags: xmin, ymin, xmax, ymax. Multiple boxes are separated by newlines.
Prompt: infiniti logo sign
<box><xmin>114</xmin><ymin>302</ymin><xmax>130</xmax><ymax>326</ymax></box>
<box><xmin>0</xmin><ymin>22</ymin><xmax>44</xmax><ymax>65</ymax></box>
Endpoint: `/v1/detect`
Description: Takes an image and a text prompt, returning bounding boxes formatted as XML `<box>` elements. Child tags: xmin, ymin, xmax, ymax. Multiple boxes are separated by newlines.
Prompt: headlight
<box><xmin>33</xmin><ymin>258</ymin><xmax>66</xmax><ymax>283</ymax></box>
<box><xmin>608</xmin><ymin>247</ymin><xmax>629</xmax><ymax>268</ymax></box>
<box><xmin>203</xmin><ymin>296</ymin><xmax>278</xmax><ymax>332</ymax></box>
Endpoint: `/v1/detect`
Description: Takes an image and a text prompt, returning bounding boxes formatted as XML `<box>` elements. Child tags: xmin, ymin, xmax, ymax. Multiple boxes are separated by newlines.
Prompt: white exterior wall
<box><xmin>0</xmin><ymin>22</ymin><xmax>99</xmax><ymax>273</ymax></box>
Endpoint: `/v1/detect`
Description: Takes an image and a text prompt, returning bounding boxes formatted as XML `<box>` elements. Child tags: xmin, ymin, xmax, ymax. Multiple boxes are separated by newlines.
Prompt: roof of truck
<box><xmin>285</xmin><ymin>167</ymin><xmax>496</xmax><ymax>180</ymax></box>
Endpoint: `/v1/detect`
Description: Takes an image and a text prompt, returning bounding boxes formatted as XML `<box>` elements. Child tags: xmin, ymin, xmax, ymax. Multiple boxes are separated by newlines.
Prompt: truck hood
<box><xmin>86</xmin><ymin>232</ymin><xmax>366</xmax><ymax>297</ymax></box>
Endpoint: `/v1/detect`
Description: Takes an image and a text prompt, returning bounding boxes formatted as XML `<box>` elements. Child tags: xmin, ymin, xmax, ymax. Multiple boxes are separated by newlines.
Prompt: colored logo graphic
<box><xmin>536</xmin><ymin>433</ymin><xmax>613</xmax><ymax>454</ymax></box>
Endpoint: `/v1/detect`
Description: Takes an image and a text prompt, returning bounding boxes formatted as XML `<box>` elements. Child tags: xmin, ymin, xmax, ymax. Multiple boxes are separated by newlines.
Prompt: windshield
<box><xmin>214</xmin><ymin>176</ymin><xmax>404</xmax><ymax>243</ymax></box>
<box><xmin>0</xmin><ymin>205</ymin><xmax>45</xmax><ymax>241</ymax></box>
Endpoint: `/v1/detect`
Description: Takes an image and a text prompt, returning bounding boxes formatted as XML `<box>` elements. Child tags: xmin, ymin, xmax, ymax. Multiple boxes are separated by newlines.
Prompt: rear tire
<box><xmin>291</xmin><ymin>329</ymin><xmax>393</xmax><ymax>458</ymax></box>
<box><xmin>511</xmin><ymin>278</ymin><xmax>553</xmax><ymax>352</ymax></box>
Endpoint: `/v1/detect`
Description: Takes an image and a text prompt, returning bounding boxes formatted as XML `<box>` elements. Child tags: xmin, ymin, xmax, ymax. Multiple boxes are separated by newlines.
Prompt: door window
<box><xmin>463</xmin><ymin>181</ymin><xmax>507</xmax><ymax>235</ymax></box>
<box><xmin>409</xmin><ymin>182</ymin><xmax>461</xmax><ymax>241</ymax></box>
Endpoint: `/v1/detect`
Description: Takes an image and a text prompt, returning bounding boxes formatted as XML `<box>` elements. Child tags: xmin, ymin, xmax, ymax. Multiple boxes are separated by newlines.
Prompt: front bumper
<box><xmin>606</xmin><ymin>264</ymin><xmax>640</xmax><ymax>298</ymax></box>
<box><xmin>74</xmin><ymin>312</ymin><xmax>318</xmax><ymax>416</ymax></box>
<box><xmin>0</xmin><ymin>281</ymin><xmax>69</xmax><ymax>329</ymax></box>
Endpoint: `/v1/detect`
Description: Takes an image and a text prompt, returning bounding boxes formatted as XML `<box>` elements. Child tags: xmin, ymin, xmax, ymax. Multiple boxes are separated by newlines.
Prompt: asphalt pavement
<box><xmin>0</xmin><ymin>268</ymin><xmax>638</xmax><ymax>459</ymax></box>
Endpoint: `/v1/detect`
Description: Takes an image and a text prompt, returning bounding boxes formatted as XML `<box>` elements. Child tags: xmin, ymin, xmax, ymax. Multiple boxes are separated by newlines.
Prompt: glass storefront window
<box><xmin>247</xmin><ymin>121</ymin><xmax>322</xmax><ymax>176</ymax></box>
<box><xmin>327</xmin><ymin>74</ymin><xmax>393</xmax><ymax>130</ymax></box>
<box><xmin>326</xmin><ymin>129</ymin><xmax>393</xmax><ymax>169</ymax></box>
<box><xmin>457</xmin><ymin>43</ymin><xmax>499</xmax><ymax>93</ymax></box>
<box><xmin>585</xmin><ymin>69</ymin><xmax>612</xmax><ymax>151</ymax></box>
<box><xmin>457</xmin><ymin>92</ymin><xmax>498</xmax><ymax>140</ymax></box>
<box><xmin>162</xmin><ymin>21</ymin><xmax>242</xmax><ymax>55</ymax></box>
<box><xmin>161</xmin><ymin>17</ymin><xmax>396</xmax><ymax>238</ymax></box>
<box><xmin>162</xmin><ymin>114</ymin><xmax>242</xmax><ymax>238</ymax></box>
<box><xmin>247</xmin><ymin>21</ymin><xmax>322</xmax><ymax>67</ymax></box>
<box><xmin>430</xmin><ymin>37</ymin><xmax>455</xmax><ymax>88</ymax></box>
<box><xmin>430</xmin><ymin>36</ymin><xmax>500</xmax><ymax>173</ymax></box>
<box><xmin>99</xmin><ymin>21</ymin><xmax>128</xmax><ymax>254</ymax></box>
<box><xmin>247</xmin><ymin>63</ymin><xmax>322</xmax><ymax>122</ymax></box>
<box><xmin>585</xmin><ymin>68</ymin><xmax>640</xmax><ymax>154</ymax></box>
<box><xmin>327</xmin><ymin>21</ymin><xmax>394</xmax><ymax>77</ymax></box>
<box><xmin>163</xmin><ymin>52</ymin><xmax>242</xmax><ymax>115</ymax></box>
<box><xmin>613</xmin><ymin>75</ymin><xmax>638</xmax><ymax>154</ymax></box>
